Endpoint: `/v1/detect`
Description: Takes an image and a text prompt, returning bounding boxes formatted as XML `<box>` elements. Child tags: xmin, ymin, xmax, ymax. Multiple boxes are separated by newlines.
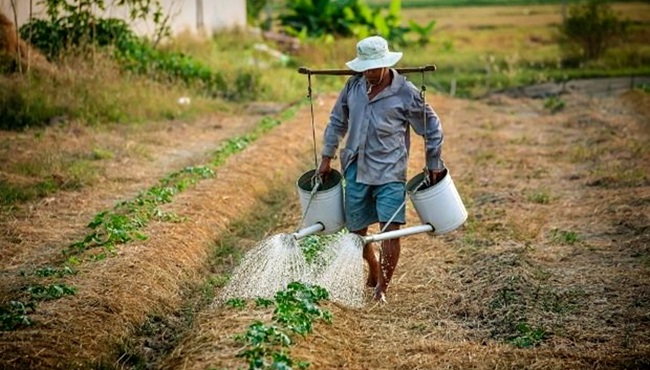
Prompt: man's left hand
<box><xmin>429</xmin><ymin>169</ymin><xmax>445</xmax><ymax>185</ymax></box>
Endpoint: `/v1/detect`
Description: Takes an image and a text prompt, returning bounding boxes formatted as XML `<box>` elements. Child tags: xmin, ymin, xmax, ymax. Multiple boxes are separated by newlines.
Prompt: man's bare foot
<box><xmin>373</xmin><ymin>287</ymin><xmax>387</xmax><ymax>303</ymax></box>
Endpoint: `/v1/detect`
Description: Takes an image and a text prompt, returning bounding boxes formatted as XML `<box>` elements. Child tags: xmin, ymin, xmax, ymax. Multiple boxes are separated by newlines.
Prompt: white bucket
<box><xmin>297</xmin><ymin>169</ymin><xmax>345</xmax><ymax>235</ymax></box>
<box><xmin>406</xmin><ymin>170</ymin><xmax>467</xmax><ymax>234</ymax></box>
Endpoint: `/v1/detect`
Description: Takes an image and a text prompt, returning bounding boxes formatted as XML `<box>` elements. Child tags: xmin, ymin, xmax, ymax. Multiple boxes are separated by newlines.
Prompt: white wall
<box><xmin>0</xmin><ymin>0</ymin><xmax>247</xmax><ymax>36</ymax></box>
<box><xmin>0</xmin><ymin>0</ymin><xmax>47</xmax><ymax>26</ymax></box>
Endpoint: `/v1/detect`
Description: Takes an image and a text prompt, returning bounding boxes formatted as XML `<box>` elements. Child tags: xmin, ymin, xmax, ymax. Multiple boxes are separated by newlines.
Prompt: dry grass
<box><xmin>1</xmin><ymin>87</ymin><xmax>648</xmax><ymax>369</ymax></box>
<box><xmin>0</xmin><ymin>101</ymin><xmax>328</xmax><ymax>368</ymax></box>
<box><xmin>136</xmin><ymin>92</ymin><xmax>650</xmax><ymax>370</ymax></box>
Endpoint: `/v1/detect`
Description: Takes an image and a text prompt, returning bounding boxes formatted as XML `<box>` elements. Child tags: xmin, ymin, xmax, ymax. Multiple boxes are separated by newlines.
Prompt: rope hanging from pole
<box><xmin>420</xmin><ymin>69</ymin><xmax>429</xmax><ymax>185</ymax></box>
<box><xmin>307</xmin><ymin>72</ymin><xmax>319</xmax><ymax>171</ymax></box>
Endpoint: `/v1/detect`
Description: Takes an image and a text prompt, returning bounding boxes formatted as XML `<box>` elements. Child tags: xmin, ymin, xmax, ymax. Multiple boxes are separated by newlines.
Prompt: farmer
<box><xmin>317</xmin><ymin>35</ymin><xmax>445</xmax><ymax>303</ymax></box>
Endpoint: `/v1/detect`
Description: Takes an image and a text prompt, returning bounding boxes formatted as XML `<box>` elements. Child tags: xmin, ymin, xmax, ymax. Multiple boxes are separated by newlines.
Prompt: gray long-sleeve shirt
<box><xmin>321</xmin><ymin>70</ymin><xmax>444</xmax><ymax>185</ymax></box>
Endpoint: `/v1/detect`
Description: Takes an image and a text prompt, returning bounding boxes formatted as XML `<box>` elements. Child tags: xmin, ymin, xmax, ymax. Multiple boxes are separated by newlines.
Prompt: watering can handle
<box><xmin>310</xmin><ymin>174</ymin><xmax>322</xmax><ymax>195</ymax></box>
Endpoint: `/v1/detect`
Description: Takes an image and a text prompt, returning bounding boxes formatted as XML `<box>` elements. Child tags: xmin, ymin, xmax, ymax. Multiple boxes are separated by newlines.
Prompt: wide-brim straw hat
<box><xmin>345</xmin><ymin>36</ymin><xmax>403</xmax><ymax>72</ymax></box>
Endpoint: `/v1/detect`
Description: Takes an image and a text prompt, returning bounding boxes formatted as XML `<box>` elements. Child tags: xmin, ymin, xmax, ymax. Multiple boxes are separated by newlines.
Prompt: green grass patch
<box><xmin>507</xmin><ymin>322</ymin><xmax>547</xmax><ymax>348</ymax></box>
<box><xmin>526</xmin><ymin>190</ymin><xmax>551</xmax><ymax>204</ymax></box>
<box><xmin>549</xmin><ymin>228</ymin><xmax>581</xmax><ymax>245</ymax></box>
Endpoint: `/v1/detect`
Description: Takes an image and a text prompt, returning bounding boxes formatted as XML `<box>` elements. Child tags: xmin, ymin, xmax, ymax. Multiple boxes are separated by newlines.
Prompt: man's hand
<box><xmin>429</xmin><ymin>169</ymin><xmax>446</xmax><ymax>185</ymax></box>
<box><xmin>317</xmin><ymin>156</ymin><xmax>332</xmax><ymax>181</ymax></box>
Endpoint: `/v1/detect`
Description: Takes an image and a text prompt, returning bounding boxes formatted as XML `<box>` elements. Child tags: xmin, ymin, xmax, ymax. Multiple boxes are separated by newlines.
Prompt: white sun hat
<box><xmin>345</xmin><ymin>36</ymin><xmax>403</xmax><ymax>72</ymax></box>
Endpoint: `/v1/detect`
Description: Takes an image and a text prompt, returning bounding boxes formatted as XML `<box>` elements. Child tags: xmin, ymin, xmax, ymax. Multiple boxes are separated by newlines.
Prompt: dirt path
<box><xmin>1</xmin><ymin>90</ymin><xmax>648</xmax><ymax>369</ymax></box>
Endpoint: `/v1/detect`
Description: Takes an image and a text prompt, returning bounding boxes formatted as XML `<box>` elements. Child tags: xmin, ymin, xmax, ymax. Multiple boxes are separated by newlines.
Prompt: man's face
<box><xmin>363</xmin><ymin>67</ymin><xmax>386</xmax><ymax>85</ymax></box>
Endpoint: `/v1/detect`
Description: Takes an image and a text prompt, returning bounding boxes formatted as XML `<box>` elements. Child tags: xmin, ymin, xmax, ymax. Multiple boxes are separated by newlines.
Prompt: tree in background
<box><xmin>559</xmin><ymin>0</ymin><xmax>629</xmax><ymax>61</ymax></box>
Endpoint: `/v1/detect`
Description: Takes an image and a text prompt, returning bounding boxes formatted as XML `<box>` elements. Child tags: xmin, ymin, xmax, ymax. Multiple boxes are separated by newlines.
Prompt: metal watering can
<box><xmin>292</xmin><ymin>168</ymin><xmax>467</xmax><ymax>244</ymax></box>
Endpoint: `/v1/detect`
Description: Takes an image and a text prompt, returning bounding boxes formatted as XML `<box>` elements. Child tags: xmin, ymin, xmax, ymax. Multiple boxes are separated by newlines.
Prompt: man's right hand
<box><xmin>317</xmin><ymin>156</ymin><xmax>332</xmax><ymax>181</ymax></box>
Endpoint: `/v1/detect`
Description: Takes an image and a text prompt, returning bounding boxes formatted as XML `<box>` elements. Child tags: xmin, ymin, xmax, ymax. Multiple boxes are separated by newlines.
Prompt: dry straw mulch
<box><xmin>2</xmin><ymin>89</ymin><xmax>649</xmax><ymax>369</ymax></box>
<box><xmin>158</xmin><ymin>92</ymin><xmax>649</xmax><ymax>369</ymax></box>
<box><xmin>0</xmin><ymin>96</ymin><xmax>333</xmax><ymax>369</ymax></box>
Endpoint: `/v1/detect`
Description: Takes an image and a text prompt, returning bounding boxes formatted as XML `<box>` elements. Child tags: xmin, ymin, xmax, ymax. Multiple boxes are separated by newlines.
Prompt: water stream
<box><xmin>219</xmin><ymin>232</ymin><xmax>366</xmax><ymax>308</ymax></box>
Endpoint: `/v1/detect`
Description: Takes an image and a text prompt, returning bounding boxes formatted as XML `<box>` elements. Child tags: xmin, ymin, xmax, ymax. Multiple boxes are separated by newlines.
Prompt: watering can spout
<box><xmin>362</xmin><ymin>224</ymin><xmax>434</xmax><ymax>245</ymax></box>
<box><xmin>292</xmin><ymin>223</ymin><xmax>325</xmax><ymax>240</ymax></box>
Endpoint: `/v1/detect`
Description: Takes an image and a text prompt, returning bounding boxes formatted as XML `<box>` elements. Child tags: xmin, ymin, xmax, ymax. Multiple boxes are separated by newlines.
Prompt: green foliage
<box><xmin>255</xmin><ymin>298</ymin><xmax>274</xmax><ymax>308</ymax></box>
<box><xmin>559</xmin><ymin>0</ymin><xmax>629</xmax><ymax>61</ymax></box>
<box><xmin>298</xmin><ymin>233</ymin><xmax>340</xmax><ymax>264</ymax></box>
<box><xmin>226</xmin><ymin>298</ymin><xmax>248</xmax><ymax>309</ymax></box>
<box><xmin>543</xmin><ymin>95</ymin><xmax>566</xmax><ymax>113</ymax></box>
<box><xmin>549</xmin><ymin>228</ymin><xmax>581</xmax><ymax>245</ymax></box>
<box><xmin>21</xmin><ymin>266</ymin><xmax>76</xmax><ymax>278</ymax></box>
<box><xmin>279</xmin><ymin>0</ymin><xmax>416</xmax><ymax>45</ymax></box>
<box><xmin>0</xmin><ymin>301</ymin><xmax>36</xmax><ymax>331</ymax></box>
<box><xmin>25</xmin><ymin>283</ymin><xmax>77</xmax><ymax>300</ymax></box>
<box><xmin>212</xmin><ymin>117</ymin><xmax>281</xmax><ymax>166</ymax></box>
<box><xmin>369</xmin><ymin>0</ymin><xmax>571</xmax><ymax>7</ymax></box>
<box><xmin>247</xmin><ymin>0</ymin><xmax>270</xmax><ymax>27</ymax></box>
<box><xmin>20</xmin><ymin>0</ymin><xmax>166</xmax><ymax>60</ymax></box>
<box><xmin>272</xmin><ymin>282</ymin><xmax>331</xmax><ymax>336</ymax></box>
<box><xmin>526</xmin><ymin>191</ymin><xmax>550</xmax><ymax>205</ymax></box>
<box><xmin>232</xmin><ymin>282</ymin><xmax>331</xmax><ymax>369</ymax></box>
<box><xmin>408</xmin><ymin>19</ymin><xmax>436</xmax><ymax>46</ymax></box>
<box><xmin>64</xmin><ymin>114</ymin><xmax>282</xmax><ymax>257</ymax></box>
<box><xmin>0</xmin><ymin>82</ymin><xmax>67</xmax><ymax>130</ymax></box>
<box><xmin>507</xmin><ymin>322</ymin><xmax>546</xmax><ymax>348</ymax></box>
<box><xmin>20</xmin><ymin>16</ymin><xmax>257</xmax><ymax>101</ymax></box>
<box><xmin>65</xmin><ymin>166</ymin><xmax>214</xmax><ymax>256</ymax></box>
<box><xmin>18</xmin><ymin>0</ymin><xmax>263</xmax><ymax>108</ymax></box>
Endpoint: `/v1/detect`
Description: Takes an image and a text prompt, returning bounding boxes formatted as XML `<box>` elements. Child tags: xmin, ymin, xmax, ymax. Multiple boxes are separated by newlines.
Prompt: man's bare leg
<box><xmin>375</xmin><ymin>223</ymin><xmax>401</xmax><ymax>301</ymax></box>
<box><xmin>353</xmin><ymin>227</ymin><xmax>380</xmax><ymax>288</ymax></box>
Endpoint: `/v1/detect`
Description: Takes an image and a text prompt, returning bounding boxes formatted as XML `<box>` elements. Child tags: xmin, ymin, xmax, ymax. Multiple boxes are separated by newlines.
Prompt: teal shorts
<box><xmin>344</xmin><ymin>160</ymin><xmax>406</xmax><ymax>232</ymax></box>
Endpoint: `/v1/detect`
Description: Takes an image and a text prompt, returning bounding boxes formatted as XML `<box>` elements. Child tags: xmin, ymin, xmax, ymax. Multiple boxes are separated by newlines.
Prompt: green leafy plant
<box><xmin>507</xmin><ymin>322</ymin><xmax>546</xmax><ymax>348</ymax></box>
<box><xmin>20</xmin><ymin>266</ymin><xmax>76</xmax><ymax>278</ymax></box>
<box><xmin>19</xmin><ymin>1</ymin><xmax>261</xmax><ymax>102</ymax></box>
<box><xmin>0</xmin><ymin>301</ymin><xmax>36</xmax><ymax>331</ymax></box>
<box><xmin>226</xmin><ymin>298</ymin><xmax>247</xmax><ymax>309</ymax></box>
<box><xmin>255</xmin><ymin>298</ymin><xmax>274</xmax><ymax>308</ymax></box>
<box><xmin>298</xmin><ymin>233</ymin><xmax>339</xmax><ymax>264</ymax></box>
<box><xmin>232</xmin><ymin>282</ymin><xmax>331</xmax><ymax>369</ymax></box>
<box><xmin>25</xmin><ymin>283</ymin><xmax>77</xmax><ymax>301</ymax></box>
<box><xmin>23</xmin><ymin>0</ymin><xmax>166</xmax><ymax>56</ymax></box>
<box><xmin>65</xmin><ymin>165</ymin><xmax>214</xmax><ymax>256</ymax></box>
<box><xmin>408</xmin><ymin>19</ymin><xmax>436</xmax><ymax>46</ymax></box>
<box><xmin>212</xmin><ymin>117</ymin><xmax>281</xmax><ymax>166</ymax></box>
<box><xmin>279</xmin><ymin>0</ymin><xmax>412</xmax><ymax>45</ymax></box>
<box><xmin>247</xmin><ymin>0</ymin><xmax>270</xmax><ymax>28</ymax></box>
<box><xmin>543</xmin><ymin>95</ymin><xmax>566</xmax><ymax>113</ymax></box>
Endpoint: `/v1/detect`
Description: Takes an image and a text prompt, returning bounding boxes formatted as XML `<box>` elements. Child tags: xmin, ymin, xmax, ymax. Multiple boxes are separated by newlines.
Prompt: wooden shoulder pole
<box><xmin>297</xmin><ymin>65</ymin><xmax>437</xmax><ymax>76</ymax></box>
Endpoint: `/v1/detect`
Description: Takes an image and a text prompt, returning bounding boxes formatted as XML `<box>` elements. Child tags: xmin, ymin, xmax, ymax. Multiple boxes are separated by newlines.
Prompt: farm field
<box><xmin>1</xmin><ymin>2</ymin><xmax>650</xmax><ymax>370</ymax></box>
<box><xmin>1</xmin><ymin>86</ymin><xmax>648</xmax><ymax>370</ymax></box>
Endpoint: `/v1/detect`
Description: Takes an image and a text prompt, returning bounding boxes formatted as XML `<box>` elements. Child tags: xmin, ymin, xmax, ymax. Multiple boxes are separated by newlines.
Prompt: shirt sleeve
<box><xmin>406</xmin><ymin>84</ymin><xmax>445</xmax><ymax>170</ymax></box>
<box><xmin>321</xmin><ymin>78</ymin><xmax>352</xmax><ymax>159</ymax></box>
